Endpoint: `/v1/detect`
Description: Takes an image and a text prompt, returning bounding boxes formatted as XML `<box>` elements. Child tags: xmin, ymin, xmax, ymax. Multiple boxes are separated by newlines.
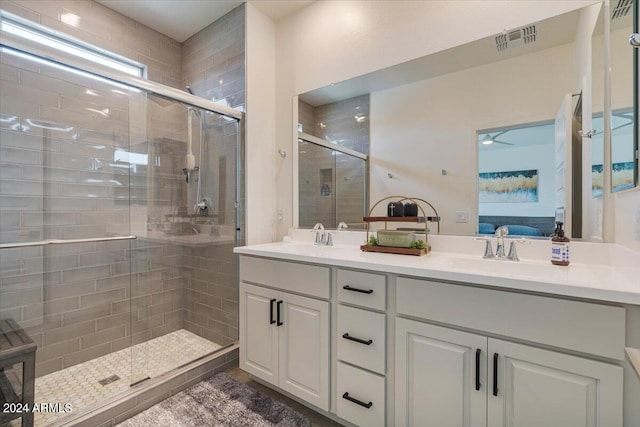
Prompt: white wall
<box><xmin>479</xmin><ymin>144</ymin><xmax>556</xmax><ymax>218</ymax></box>
<box><xmin>274</xmin><ymin>0</ymin><xmax>597</xmax><ymax>239</ymax></box>
<box><xmin>369</xmin><ymin>42</ymin><xmax>573</xmax><ymax>235</ymax></box>
<box><xmin>246</xmin><ymin>4</ymin><xmax>277</xmax><ymax>244</ymax></box>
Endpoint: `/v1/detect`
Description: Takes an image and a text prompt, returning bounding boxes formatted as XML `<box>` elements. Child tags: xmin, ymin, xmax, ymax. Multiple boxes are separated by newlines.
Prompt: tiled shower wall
<box><xmin>1</xmin><ymin>0</ymin><xmax>183</xmax><ymax>89</ymax></box>
<box><xmin>298</xmin><ymin>95</ymin><xmax>369</xmax><ymax>228</ymax></box>
<box><xmin>1</xmin><ymin>0</ymin><xmax>245</xmax><ymax>377</ymax></box>
<box><xmin>181</xmin><ymin>5</ymin><xmax>245</xmax><ymax>111</ymax></box>
<box><xmin>180</xmin><ymin>5</ymin><xmax>244</xmax><ymax>347</ymax></box>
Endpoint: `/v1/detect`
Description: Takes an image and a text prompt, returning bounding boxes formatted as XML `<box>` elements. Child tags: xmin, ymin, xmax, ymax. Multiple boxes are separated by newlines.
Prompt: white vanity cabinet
<box><xmin>488</xmin><ymin>338</ymin><xmax>622</xmax><ymax>427</ymax></box>
<box><xmin>236</xmin><ymin>247</ymin><xmax>632</xmax><ymax>427</ymax></box>
<box><xmin>239</xmin><ymin>256</ymin><xmax>330</xmax><ymax>411</ymax></box>
<box><xmin>396</xmin><ymin>318</ymin><xmax>487</xmax><ymax>427</ymax></box>
<box><xmin>396</xmin><ymin>318</ymin><xmax>623</xmax><ymax>427</ymax></box>
<box><xmin>395</xmin><ymin>277</ymin><xmax>625</xmax><ymax>427</ymax></box>
<box><xmin>335</xmin><ymin>269</ymin><xmax>387</xmax><ymax>427</ymax></box>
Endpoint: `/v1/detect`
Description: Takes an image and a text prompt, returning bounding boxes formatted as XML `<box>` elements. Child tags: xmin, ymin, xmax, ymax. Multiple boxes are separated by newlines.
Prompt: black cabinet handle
<box><xmin>475</xmin><ymin>349</ymin><xmax>481</xmax><ymax>391</ymax></box>
<box><xmin>342</xmin><ymin>392</ymin><xmax>372</xmax><ymax>409</ymax></box>
<box><xmin>493</xmin><ymin>353</ymin><xmax>499</xmax><ymax>396</ymax></box>
<box><xmin>342</xmin><ymin>333</ymin><xmax>373</xmax><ymax>346</ymax></box>
<box><xmin>269</xmin><ymin>299</ymin><xmax>276</xmax><ymax>324</ymax></box>
<box><xmin>343</xmin><ymin>285</ymin><xmax>373</xmax><ymax>294</ymax></box>
<box><xmin>276</xmin><ymin>300</ymin><xmax>283</xmax><ymax>326</ymax></box>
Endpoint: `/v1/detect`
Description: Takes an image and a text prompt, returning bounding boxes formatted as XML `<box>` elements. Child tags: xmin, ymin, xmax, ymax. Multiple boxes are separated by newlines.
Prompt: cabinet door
<box><xmin>396</xmin><ymin>318</ymin><xmax>487</xmax><ymax>427</ymax></box>
<box><xmin>239</xmin><ymin>283</ymin><xmax>279</xmax><ymax>385</ymax></box>
<box><xmin>488</xmin><ymin>338</ymin><xmax>623</xmax><ymax>427</ymax></box>
<box><xmin>278</xmin><ymin>292</ymin><xmax>330</xmax><ymax>411</ymax></box>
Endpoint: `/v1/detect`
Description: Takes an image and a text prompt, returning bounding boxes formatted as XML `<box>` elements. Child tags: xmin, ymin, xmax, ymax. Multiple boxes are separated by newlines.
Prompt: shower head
<box><xmin>186</xmin><ymin>86</ymin><xmax>194</xmax><ymax>95</ymax></box>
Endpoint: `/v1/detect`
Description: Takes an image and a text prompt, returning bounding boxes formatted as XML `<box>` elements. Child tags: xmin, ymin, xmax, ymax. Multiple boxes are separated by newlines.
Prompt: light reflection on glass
<box><xmin>24</xmin><ymin>118</ymin><xmax>74</xmax><ymax>132</ymax></box>
<box><xmin>0</xmin><ymin>47</ymin><xmax>139</xmax><ymax>92</ymax></box>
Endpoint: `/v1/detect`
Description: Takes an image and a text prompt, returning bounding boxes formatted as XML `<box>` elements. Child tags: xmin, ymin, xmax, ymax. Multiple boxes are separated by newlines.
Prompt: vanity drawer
<box><xmin>337</xmin><ymin>269</ymin><xmax>386</xmax><ymax>310</ymax></box>
<box><xmin>337</xmin><ymin>305</ymin><xmax>386</xmax><ymax>374</ymax></box>
<box><xmin>336</xmin><ymin>362</ymin><xmax>385</xmax><ymax>427</ymax></box>
<box><xmin>396</xmin><ymin>277</ymin><xmax>626</xmax><ymax>360</ymax></box>
<box><xmin>239</xmin><ymin>255</ymin><xmax>330</xmax><ymax>299</ymax></box>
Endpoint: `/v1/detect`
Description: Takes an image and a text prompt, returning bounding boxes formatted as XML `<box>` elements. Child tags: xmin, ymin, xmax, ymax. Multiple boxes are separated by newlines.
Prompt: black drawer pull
<box><xmin>343</xmin><ymin>285</ymin><xmax>373</xmax><ymax>294</ymax></box>
<box><xmin>493</xmin><ymin>353</ymin><xmax>499</xmax><ymax>396</ymax></box>
<box><xmin>342</xmin><ymin>392</ymin><xmax>373</xmax><ymax>409</ymax></box>
<box><xmin>342</xmin><ymin>333</ymin><xmax>373</xmax><ymax>345</ymax></box>
<box><xmin>475</xmin><ymin>349</ymin><xmax>481</xmax><ymax>391</ymax></box>
<box><xmin>269</xmin><ymin>299</ymin><xmax>276</xmax><ymax>324</ymax></box>
<box><xmin>277</xmin><ymin>300</ymin><xmax>283</xmax><ymax>326</ymax></box>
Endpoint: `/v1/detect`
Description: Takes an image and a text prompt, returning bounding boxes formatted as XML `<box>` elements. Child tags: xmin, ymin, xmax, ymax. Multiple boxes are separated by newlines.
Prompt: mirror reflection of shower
<box><xmin>184</xmin><ymin>86</ymin><xmax>211</xmax><ymax>216</ymax></box>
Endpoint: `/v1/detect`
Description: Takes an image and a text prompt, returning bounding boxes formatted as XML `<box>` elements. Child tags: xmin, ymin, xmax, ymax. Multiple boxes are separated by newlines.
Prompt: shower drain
<box><xmin>98</xmin><ymin>375</ymin><xmax>120</xmax><ymax>386</ymax></box>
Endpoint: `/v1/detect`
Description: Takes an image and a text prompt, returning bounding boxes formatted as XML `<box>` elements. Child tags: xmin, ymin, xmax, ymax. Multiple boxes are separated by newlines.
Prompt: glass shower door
<box><xmin>298</xmin><ymin>137</ymin><xmax>368</xmax><ymax>228</ymax></box>
<box><xmin>0</xmin><ymin>45</ymin><xmax>143</xmax><ymax>422</ymax></box>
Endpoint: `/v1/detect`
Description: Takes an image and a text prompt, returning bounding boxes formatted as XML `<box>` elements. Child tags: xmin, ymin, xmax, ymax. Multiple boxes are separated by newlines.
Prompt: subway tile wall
<box><xmin>313</xmin><ymin>95</ymin><xmax>370</xmax><ymax>155</ymax></box>
<box><xmin>0</xmin><ymin>0</ymin><xmax>245</xmax><ymax>379</ymax></box>
<box><xmin>1</xmin><ymin>0</ymin><xmax>183</xmax><ymax>89</ymax></box>
<box><xmin>180</xmin><ymin>6</ymin><xmax>244</xmax><ymax>347</ymax></box>
<box><xmin>298</xmin><ymin>96</ymin><xmax>369</xmax><ymax>228</ymax></box>
<box><xmin>182</xmin><ymin>5</ymin><xmax>245</xmax><ymax>111</ymax></box>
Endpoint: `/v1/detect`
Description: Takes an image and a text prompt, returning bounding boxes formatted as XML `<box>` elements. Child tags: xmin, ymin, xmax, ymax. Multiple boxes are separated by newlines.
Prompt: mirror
<box><xmin>477</xmin><ymin>121</ymin><xmax>557</xmax><ymax>237</ymax></box>
<box><xmin>609</xmin><ymin>0</ymin><xmax>636</xmax><ymax>193</ymax></box>
<box><xmin>296</xmin><ymin>1</ymin><xmax>636</xmax><ymax>240</ymax></box>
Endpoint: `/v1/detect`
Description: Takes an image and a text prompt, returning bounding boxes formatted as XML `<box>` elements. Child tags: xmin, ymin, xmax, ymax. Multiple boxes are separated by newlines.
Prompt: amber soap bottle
<box><xmin>551</xmin><ymin>221</ymin><xmax>570</xmax><ymax>266</ymax></box>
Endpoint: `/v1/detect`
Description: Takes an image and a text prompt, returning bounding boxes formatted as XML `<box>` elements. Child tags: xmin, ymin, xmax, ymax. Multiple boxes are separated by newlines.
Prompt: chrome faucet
<box><xmin>312</xmin><ymin>223</ymin><xmax>332</xmax><ymax>246</ymax></box>
<box><xmin>494</xmin><ymin>226</ymin><xmax>509</xmax><ymax>259</ymax></box>
<box><xmin>474</xmin><ymin>237</ymin><xmax>495</xmax><ymax>258</ymax></box>
<box><xmin>507</xmin><ymin>238</ymin><xmax>530</xmax><ymax>262</ymax></box>
<box><xmin>476</xmin><ymin>228</ymin><xmax>530</xmax><ymax>262</ymax></box>
<box><xmin>337</xmin><ymin>222</ymin><xmax>348</xmax><ymax>231</ymax></box>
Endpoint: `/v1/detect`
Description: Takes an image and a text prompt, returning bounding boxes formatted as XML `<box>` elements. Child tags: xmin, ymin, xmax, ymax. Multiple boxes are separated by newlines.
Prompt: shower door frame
<box><xmin>295</xmin><ymin>131</ymin><xmax>369</xmax><ymax>228</ymax></box>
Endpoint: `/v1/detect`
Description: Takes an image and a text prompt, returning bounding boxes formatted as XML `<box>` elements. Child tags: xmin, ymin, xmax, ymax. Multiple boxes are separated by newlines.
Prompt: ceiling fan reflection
<box><xmin>479</xmin><ymin>130</ymin><xmax>514</xmax><ymax>146</ymax></box>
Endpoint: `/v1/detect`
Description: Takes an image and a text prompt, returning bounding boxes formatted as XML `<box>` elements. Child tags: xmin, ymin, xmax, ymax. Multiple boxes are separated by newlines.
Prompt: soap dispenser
<box><xmin>551</xmin><ymin>221</ymin><xmax>570</xmax><ymax>266</ymax></box>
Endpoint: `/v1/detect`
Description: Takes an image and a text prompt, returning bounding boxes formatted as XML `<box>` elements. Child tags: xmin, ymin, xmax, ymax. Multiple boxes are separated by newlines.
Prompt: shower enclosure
<box><xmin>298</xmin><ymin>133</ymin><xmax>368</xmax><ymax>229</ymax></box>
<box><xmin>0</xmin><ymin>37</ymin><xmax>243</xmax><ymax>426</ymax></box>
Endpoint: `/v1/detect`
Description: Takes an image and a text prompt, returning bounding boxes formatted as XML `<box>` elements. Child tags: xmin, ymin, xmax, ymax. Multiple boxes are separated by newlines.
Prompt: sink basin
<box><xmin>433</xmin><ymin>255</ymin><xmax>565</xmax><ymax>280</ymax></box>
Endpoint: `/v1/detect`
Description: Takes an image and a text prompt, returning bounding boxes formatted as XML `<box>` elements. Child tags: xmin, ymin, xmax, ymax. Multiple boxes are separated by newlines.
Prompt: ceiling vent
<box><xmin>495</xmin><ymin>25</ymin><xmax>537</xmax><ymax>52</ymax></box>
<box><xmin>612</xmin><ymin>0</ymin><xmax>632</xmax><ymax>19</ymax></box>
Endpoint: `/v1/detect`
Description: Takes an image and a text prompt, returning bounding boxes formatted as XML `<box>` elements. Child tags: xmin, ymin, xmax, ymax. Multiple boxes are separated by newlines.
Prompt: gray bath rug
<box><xmin>118</xmin><ymin>373</ymin><xmax>310</xmax><ymax>427</ymax></box>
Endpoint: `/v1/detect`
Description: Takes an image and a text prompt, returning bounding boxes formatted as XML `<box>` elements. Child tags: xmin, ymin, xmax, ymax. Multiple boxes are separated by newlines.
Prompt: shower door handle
<box><xmin>0</xmin><ymin>235</ymin><xmax>137</xmax><ymax>250</ymax></box>
<box><xmin>269</xmin><ymin>299</ymin><xmax>276</xmax><ymax>325</ymax></box>
<box><xmin>276</xmin><ymin>300</ymin><xmax>283</xmax><ymax>326</ymax></box>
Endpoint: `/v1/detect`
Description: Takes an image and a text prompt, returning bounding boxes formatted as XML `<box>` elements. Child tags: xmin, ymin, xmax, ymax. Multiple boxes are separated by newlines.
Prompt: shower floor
<box><xmin>19</xmin><ymin>329</ymin><xmax>220</xmax><ymax>427</ymax></box>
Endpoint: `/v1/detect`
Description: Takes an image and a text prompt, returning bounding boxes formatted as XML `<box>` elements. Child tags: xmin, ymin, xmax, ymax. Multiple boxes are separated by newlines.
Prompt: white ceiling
<box><xmin>95</xmin><ymin>0</ymin><xmax>314</xmax><ymax>43</ymax></box>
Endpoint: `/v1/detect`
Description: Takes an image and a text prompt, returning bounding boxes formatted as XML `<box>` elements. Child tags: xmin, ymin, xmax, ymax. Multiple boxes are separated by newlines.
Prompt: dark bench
<box><xmin>0</xmin><ymin>318</ymin><xmax>36</xmax><ymax>427</ymax></box>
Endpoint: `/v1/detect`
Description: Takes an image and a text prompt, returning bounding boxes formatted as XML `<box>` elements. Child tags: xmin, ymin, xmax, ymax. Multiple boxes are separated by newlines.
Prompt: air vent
<box><xmin>495</xmin><ymin>25</ymin><xmax>537</xmax><ymax>52</ymax></box>
<box><xmin>612</xmin><ymin>0</ymin><xmax>632</xmax><ymax>19</ymax></box>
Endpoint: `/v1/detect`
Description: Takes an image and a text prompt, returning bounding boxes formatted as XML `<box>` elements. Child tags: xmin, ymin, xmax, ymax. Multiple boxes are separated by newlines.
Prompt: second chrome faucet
<box><xmin>312</xmin><ymin>223</ymin><xmax>333</xmax><ymax>246</ymax></box>
<box><xmin>475</xmin><ymin>226</ymin><xmax>529</xmax><ymax>261</ymax></box>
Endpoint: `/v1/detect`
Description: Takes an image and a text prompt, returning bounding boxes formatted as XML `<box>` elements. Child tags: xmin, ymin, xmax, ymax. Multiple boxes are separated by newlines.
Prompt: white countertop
<box><xmin>234</xmin><ymin>237</ymin><xmax>640</xmax><ymax>305</ymax></box>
